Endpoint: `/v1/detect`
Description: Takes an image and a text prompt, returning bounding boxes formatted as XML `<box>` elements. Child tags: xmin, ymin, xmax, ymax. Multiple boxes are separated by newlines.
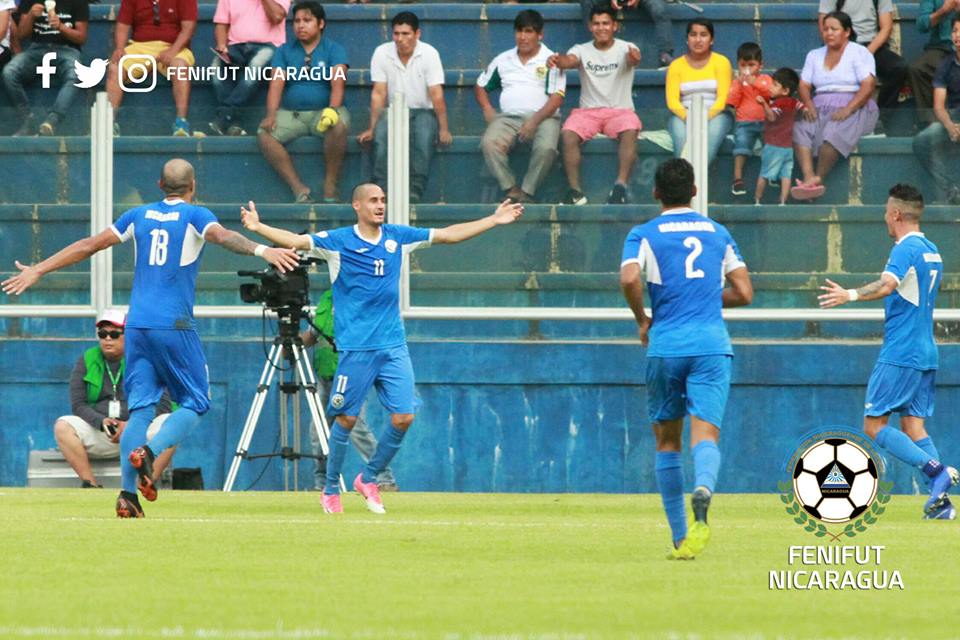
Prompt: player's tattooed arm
<box><xmin>204</xmin><ymin>223</ymin><xmax>301</xmax><ymax>272</ymax></box>
<box><xmin>818</xmin><ymin>274</ymin><xmax>897</xmax><ymax>308</ymax></box>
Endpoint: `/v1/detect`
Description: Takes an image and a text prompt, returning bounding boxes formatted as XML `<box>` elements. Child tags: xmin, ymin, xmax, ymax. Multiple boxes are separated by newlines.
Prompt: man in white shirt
<box><xmin>357</xmin><ymin>11</ymin><xmax>451</xmax><ymax>204</ymax></box>
<box><xmin>475</xmin><ymin>10</ymin><xmax>566</xmax><ymax>203</ymax></box>
<box><xmin>549</xmin><ymin>4</ymin><xmax>641</xmax><ymax>205</ymax></box>
<box><xmin>0</xmin><ymin>0</ymin><xmax>14</xmax><ymax>73</ymax></box>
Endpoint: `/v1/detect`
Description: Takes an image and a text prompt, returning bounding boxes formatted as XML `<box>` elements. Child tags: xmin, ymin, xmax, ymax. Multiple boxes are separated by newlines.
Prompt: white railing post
<box><xmin>90</xmin><ymin>92</ymin><xmax>114</xmax><ymax>314</ymax></box>
<box><xmin>386</xmin><ymin>92</ymin><xmax>412</xmax><ymax>311</ymax></box>
<box><xmin>687</xmin><ymin>94</ymin><xmax>709</xmax><ymax>216</ymax></box>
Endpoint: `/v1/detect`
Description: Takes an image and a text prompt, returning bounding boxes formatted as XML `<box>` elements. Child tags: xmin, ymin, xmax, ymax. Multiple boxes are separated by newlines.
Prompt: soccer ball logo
<box><xmin>792</xmin><ymin>438</ymin><xmax>879</xmax><ymax>523</ymax></box>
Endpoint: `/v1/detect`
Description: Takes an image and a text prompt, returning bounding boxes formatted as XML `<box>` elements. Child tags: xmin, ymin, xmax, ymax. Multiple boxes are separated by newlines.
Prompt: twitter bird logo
<box><xmin>73</xmin><ymin>58</ymin><xmax>108</xmax><ymax>88</ymax></box>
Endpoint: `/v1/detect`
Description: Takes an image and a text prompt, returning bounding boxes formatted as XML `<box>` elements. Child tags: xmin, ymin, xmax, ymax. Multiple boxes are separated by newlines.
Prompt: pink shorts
<box><xmin>562</xmin><ymin>108</ymin><xmax>642</xmax><ymax>141</ymax></box>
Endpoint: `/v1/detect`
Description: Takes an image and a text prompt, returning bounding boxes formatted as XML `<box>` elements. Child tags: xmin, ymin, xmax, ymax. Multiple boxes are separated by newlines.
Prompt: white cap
<box><xmin>96</xmin><ymin>309</ymin><xmax>126</xmax><ymax>328</ymax></box>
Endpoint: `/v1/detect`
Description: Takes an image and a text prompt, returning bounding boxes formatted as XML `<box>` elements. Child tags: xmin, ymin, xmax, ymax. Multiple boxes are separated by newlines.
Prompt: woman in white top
<box><xmin>792</xmin><ymin>11</ymin><xmax>879</xmax><ymax>200</ymax></box>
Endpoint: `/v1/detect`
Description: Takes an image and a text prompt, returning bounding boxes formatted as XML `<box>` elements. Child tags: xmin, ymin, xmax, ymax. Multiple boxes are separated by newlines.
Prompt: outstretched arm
<box><xmin>818</xmin><ymin>275</ymin><xmax>898</xmax><ymax>308</ymax></box>
<box><xmin>723</xmin><ymin>266</ymin><xmax>754</xmax><ymax>308</ymax></box>
<box><xmin>432</xmin><ymin>200</ymin><xmax>523</xmax><ymax>245</ymax></box>
<box><xmin>240</xmin><ymin>201</ymin><xmax>314</xmax><ymax>251</ymax></box>
<box><xmin>620</xmin><ymin>262</ymin><xmax>651</xmax><ymax>347</ymax></box>
<box><xmin>2</xmin><ymin>228</ymin><xmax>119</xmax><ymax>296</ymax></box>
<box><xmin>204</xmin><ymin>222</ymin><xmax>301</xmax><ymax>272</ymax></box>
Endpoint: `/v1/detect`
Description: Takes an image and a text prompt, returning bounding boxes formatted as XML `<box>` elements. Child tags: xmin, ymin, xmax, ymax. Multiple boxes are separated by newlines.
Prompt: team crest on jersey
<box><xmin>385</xmin><ymin>239</ymin><xmax>398</xmax><ymax>253</ymax></box>
<box><xmin>316</xmin><ymin>231</ymin><xmax>329</xmax><ymax>238</ymax></box>
<box><xmin>331</xmin><ymin>393</ymin><xmax>345</xmax><ymax>409</ymax></box>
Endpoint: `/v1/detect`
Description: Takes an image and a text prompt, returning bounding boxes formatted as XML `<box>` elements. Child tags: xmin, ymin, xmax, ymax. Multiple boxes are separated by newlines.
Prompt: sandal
<box><xmin>790</xmin><ymin>180</ymin><xmax>825</xmax><ymax>201</ymax></box>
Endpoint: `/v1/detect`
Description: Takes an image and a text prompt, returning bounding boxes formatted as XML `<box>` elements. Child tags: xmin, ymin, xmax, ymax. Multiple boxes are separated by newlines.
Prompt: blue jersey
<box><xmin>621</xmin><ymin>207</ymin><xmax>746</xmax><ymax>358</ymax></box>
<box><xmin>111</xmin><ymin>199</ymin><xmax>219</xmax><ymax>330</ymax></box>
<box><xmin>877</xmin><ymin>232</ymin><xmax>941</xmax><ymax>370</ymax></box>
<box><xmin>309</xmin><ymin>224</ymin><xmax>433</xmax><ymax>351</ymax></box>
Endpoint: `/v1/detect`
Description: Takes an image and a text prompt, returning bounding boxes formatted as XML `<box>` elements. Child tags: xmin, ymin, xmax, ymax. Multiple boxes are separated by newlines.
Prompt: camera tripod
<box><xmin>222</xmin><ymin>310</ymin><xmax>343</xmax><ymax>492</ymax></box>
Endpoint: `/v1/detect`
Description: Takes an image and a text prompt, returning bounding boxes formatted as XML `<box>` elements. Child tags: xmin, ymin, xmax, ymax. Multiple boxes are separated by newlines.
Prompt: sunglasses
<box><xmin>98</xmin><ymin>330</ymin><xmax>124</xmax><ymax>340</ymax></box>
<box><xmin>152</xmin><ymin>0</ymin><xmax>160</xmax><ymax>25</ymax></box>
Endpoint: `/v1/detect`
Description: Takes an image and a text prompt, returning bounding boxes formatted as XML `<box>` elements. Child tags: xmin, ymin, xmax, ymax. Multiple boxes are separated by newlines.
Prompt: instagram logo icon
<box><xmin>119</xmin><ymin>54</ymin><xmax>157</xmax><ymax>93</ymax></box>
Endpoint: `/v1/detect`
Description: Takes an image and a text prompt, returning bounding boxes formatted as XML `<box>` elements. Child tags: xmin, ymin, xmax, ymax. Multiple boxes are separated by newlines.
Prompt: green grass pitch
<box><xmin>1</xmin><ymin>489</ymin><xmax>955</xmax><ymax>639</ymax></box>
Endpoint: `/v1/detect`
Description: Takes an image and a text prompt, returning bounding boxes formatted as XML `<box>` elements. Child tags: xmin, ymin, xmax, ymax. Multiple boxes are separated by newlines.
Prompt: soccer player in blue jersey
<box><xmin>620</xmin><ymin>159</ymin><xmax>754</xmax><ymax>560</ymax></box>
<box><xmin>2</xmin><ymin>159</ymin><xmax>300</xmax><ymax>517</ymax></box>
<box><xmin>819</xmin><ymin>184</ymin><xmax>959</xmax><ymax>520</ymax></box>
<box><xmin>241</xmin><ymin>183</ymin><xmax>522</xmax><ymax>513</ymax></box>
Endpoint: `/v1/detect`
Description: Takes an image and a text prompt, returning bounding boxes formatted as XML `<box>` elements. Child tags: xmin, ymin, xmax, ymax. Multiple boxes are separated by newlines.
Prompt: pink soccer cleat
<box><xmin>353</xmin><ymin>473</ymin><xmax>386</xmax><ymax>514</ymax></box>
<box><xmin>321</xmin><ymin>492</ymin><xmax>343</xmax><ymax>513</ymax></box>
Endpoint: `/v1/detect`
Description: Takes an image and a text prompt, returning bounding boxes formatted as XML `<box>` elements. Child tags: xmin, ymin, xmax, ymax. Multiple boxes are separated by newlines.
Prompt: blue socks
<box><xmin>655</xmin><ymin>451</ymin><xmax>686</xmax><ymax>546</ymax></box>
<box><xmin>914</xmin><ymin>437</ymin><xmax>940</xmax><ymax>464</ymax></box>
<box><xmin>120</xmin><ymin>406</ymin><xmax>154</xmax><ymax>493</ymax></box>
<box><xmin>692</xmin><ymin>440</ymin><xmax>721</xmax><ymax>493</ymax></box>
<box><xmin>324</xmin><ymin>424</ymin><xmax>351</xmax><ymax>495</ymax></box>
<box><xmin>363</xmin><ymin>426</ymin><xmax>406</xmax><ymax>484</ymax></box>
<box><xmin>874</xmin><ymin>426</ymin><xmax>934</xmax><ymax>470</ymax></box>
<box><xmin>148</xmin><ymin>408</ymin><xmax>201</xmax><ymax>455</ymax></box>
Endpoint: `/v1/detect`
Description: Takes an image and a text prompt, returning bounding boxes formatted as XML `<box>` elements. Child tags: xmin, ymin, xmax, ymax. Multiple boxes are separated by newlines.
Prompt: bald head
<box><xmin>160</xmin><ymin>159</ymin><xmax>196</xmax><ymax>197</ymax></box>
<box><xmin>351</xmin><ymin>183</ymin><xmax>381</xmax><ymax>203</ymax></box>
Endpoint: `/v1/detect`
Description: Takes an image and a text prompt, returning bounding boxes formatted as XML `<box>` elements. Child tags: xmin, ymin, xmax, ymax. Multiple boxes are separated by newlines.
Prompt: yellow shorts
<box><xmin>121</xmin><ymin>40</ymin><xmax>195</xmax><ymax>79</ymax></box>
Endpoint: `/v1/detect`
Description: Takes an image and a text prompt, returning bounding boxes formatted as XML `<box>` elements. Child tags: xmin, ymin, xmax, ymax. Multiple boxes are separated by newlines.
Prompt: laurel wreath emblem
<box><xmin>777</xmin><ymin>480</ymin><xmax>893</xmax><ymax>541</ymax></box>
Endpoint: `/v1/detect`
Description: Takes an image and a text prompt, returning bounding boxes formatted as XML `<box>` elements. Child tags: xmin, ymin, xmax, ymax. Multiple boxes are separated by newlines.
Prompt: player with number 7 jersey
<box><xmin>619</xmin><ymin>159</ymin><xmax>753</xmax><ymax>560</ymax></box>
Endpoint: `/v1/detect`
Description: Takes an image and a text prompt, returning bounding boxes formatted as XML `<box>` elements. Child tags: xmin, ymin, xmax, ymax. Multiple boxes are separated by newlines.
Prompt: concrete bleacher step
<box><xmin>26</xmin><ymin>449</ymin><xmax>121</xmax><ymax>488</ymax></box>
<box><xmin>3</xmin><ymin>202</ymin><xmax>957</xmax><ymax>310</ymax></box>
<box><xmin>0</xmin><ymin>134</ymin><xmax>940</xmax><ymax>206</ymax></box>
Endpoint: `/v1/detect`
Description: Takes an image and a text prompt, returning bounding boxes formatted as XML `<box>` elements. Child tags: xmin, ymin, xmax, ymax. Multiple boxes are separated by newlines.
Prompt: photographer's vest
<box><xmin>309</xmin><ymin>290</ymin><xmax>338</xmax><ymax>380</ymax></box>
<box><xmin>82</xmin><ymin>347</ymin><xmax>123</xmax><ymax>405</ymax></box>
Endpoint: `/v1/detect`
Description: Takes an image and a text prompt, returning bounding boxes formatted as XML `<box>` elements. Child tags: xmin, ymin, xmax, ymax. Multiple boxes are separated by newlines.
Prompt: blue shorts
<box><xmin>125</xmin><ymin>327</ymin><xmax>211</xmax><ymax>414</ymax></box>
<box><xmin>732</xmin><ymin>120</ymin><xmax>764</xmax><ymax>156</ymax></box>
<box><xmin>759</xmin><ymin>144</ymin><xmax>794</xmax><ymax>182</ymax></box>
<box><xmin>328</xmin><ymin>344</ymin><xmax>419</xmax><ymax>418</ymax></box>
<box><xmin>864</xmin><ymin>362</ymin><xmax>936</xmax><ymax>418</ymax></box>
<box><xmin>646</xmin><ymin>355</ymin><xmax>732</xmax><ymax>427</ymax></box>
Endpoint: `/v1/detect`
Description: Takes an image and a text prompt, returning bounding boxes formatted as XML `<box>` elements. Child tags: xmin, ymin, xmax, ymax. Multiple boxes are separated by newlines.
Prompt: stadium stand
<box><xmin>1</xmin><ymin>2</ymin><xmax>958</xmax><ymax>494</ymax></box>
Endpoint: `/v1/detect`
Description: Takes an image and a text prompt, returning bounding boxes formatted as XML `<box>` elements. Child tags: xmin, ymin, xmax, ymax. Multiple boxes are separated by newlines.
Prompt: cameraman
<box><xmin>53</xmin><ymin>310</ymin><xmax>175</xmax><ymax>488</ymax></box>
<box><xmin>301</xmin><ymin>289</ymin><xmax>398</xmax><ymax>491</ymax></box>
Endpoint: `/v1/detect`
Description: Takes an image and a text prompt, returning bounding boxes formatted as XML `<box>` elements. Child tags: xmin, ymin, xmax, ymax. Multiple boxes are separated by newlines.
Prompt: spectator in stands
<box><xmin>2</xmin><ymin>0</ymin><xmax>88</xmax><ymax>136</ymax></box>
<box><xmin>913</xmin><ymin>16</ymin><xmax>960</xmax><ymax>203</ymax></box>
<box><xmin>792</xmin><ymin>11</ymin><xmax>878</xmax><ymax>200</ymax></box>
<box><xmin>209</xmin><ymin>0</ymin><xmax>291</xmax><ymax>136</ymax></box>
<box><xmin>476</xmin><ymin>10</ymin><xmax>565</xmax><ymax>204</ymax></box>
<box><xmin>258</xmin><ymin>1</ymin><xmax>348</xmax><ymax>204</ymax></box>
<box><xmin>755</xmin><ymin>68</ymin><xmax>803</xmax><ymax>205</ymax></box>
<box><xmin>0</xmin><ymin>0</ymin><xmax>15</xmax><ymax>76</ymax></box>
<box><xmin>301</xmin><ymin>289</ymin><xmax>397</xmax><ymax>492</ymax></box>
<box><xmin>106</xmin><ymin>0</ymin><xmax>198</xmax><ymax>136</ymax></box>
<box><xmin>357</xmin><ymin>12</ymin><xmax>450</xmax><ymax>204</ymax></box>
<box><xmin>580</xmin><ymin>0</ymin><xmax>674</xmax><ymax>69</ymax></box>
<box><xmin>910</xmin><ymin>0</ymin><xmax>958</xmax><ymax>123</ymax></box>
<box><xmin>819</xmin><ymin>0</ymin><xmax>907</xmax><ymax>132</ymax></box>
<box><xmin>54</xmin><ymin>310</ymin><xmax>174</xmax><ymax>488</ymax></box>
<box><xmin>727</xmin><ymin>42</ymin><xmax>772</xmax><ymax>196</ymax></box>
<box><xmin>548</xmin><ymin>4</ymin><xmax>641</xmax><ymax>205</ymax></box>
<box><xmin>665</xmin><ymin>18</ymin><xmax>733</xmax><ymax>168</ymax></box>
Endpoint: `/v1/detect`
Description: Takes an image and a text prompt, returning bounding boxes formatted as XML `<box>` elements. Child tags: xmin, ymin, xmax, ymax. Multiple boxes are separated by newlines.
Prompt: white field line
<box><xmin>0</xmin><ymin>627</ymin><xmax>598</xmax><ymax>640</ymax></box>
<box><xmin>55</xmin><ymin>516</ymin><xmax>660</xmax><ymax>529</ymax></box>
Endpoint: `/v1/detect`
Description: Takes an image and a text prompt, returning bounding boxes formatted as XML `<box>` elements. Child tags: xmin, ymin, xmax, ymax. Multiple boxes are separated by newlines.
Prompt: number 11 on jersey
<box><xmin>373</xmin><ymin>259</ymin><xmax>384</xmax><ymax>276</ymax></box>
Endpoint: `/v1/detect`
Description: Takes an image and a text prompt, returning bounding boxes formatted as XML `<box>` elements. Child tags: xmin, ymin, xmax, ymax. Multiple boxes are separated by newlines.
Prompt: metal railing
<box><xmin>5</xmin><ymin>93</ymin><xmax>960</xmax><ymax>323</ymax></box>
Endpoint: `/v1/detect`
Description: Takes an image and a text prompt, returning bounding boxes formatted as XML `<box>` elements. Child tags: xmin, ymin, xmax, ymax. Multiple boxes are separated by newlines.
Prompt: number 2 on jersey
<box><xmin>148</xmin><ymin>229</ymin><xmax>169</xmax><ymax>266</ymax></box>
<box><xmin>683</xmin><ymin>236</ymin><xmax>705</xmax><ymax>279</ymax></box>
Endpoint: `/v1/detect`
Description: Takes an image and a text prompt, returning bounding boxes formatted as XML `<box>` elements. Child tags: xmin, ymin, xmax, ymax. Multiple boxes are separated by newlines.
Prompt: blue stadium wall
<box><xmin>2</xmin><ymin>337</ymin><xmax>957</xmax><ymax>494</ymax></box>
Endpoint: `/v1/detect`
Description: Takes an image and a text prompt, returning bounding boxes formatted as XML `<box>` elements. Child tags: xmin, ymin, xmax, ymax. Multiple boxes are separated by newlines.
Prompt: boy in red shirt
<box><xmin>755</xmin><ymin>68</ymin><xmax>802</xmax><ymax>205</ymax></box>
<box><xmin>727</xmin><ymin>42</ymin><xmax>772</xmax><ymax>196</ymax></box>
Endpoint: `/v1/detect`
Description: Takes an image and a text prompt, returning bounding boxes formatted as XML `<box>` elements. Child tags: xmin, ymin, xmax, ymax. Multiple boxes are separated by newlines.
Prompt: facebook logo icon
<box><xmin>36</xmin><ymin>52</ymin><xmax>58</xmax><ymax>88</ymax></box>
